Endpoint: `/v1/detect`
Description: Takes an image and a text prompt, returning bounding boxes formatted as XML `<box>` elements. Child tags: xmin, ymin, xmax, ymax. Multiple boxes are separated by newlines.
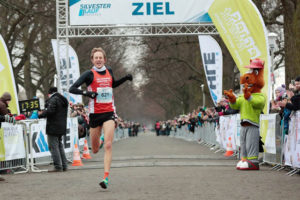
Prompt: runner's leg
<box><xmin>102</xmin><ymin>120</ymin><xmax>115</xmax><ymax>172</ymax></box>
<box><xmin>90</xmin><ymin>126</ymin><xmax>102</xmax><ymax>154</ymax></box>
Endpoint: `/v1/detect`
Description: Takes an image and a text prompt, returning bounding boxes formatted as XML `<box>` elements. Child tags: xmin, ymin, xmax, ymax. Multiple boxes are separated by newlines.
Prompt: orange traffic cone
<box><xmin>82</xmin><ymin>139</ymin><xmax>92</xmax><ymax>159</ymax></box>
<box><xmin>224</xmin><ymin>137</ymin><xmax>234</xmax><ymax>157</ymax></box>
<box><xmin>72</xmin><ymin>143</ymin><xmax>83</xmax><ymax>166</ymax></box>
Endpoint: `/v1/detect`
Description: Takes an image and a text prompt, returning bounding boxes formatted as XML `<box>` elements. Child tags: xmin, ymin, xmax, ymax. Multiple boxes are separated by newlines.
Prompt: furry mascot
<box><xmin>224</xmin><ymin>58</ymin><xmax>266</xmax><ymax>170</ymax></box>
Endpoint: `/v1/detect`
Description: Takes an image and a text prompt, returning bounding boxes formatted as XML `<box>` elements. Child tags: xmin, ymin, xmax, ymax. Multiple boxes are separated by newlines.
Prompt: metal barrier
<box><xmin>0</xmin><ymin>120</ymin><xmax>129</xmax><ymax>174</ymax></box>
<box><xmin>170</xmin><ymin>113</ymin><xmax>300</xmax><ymax>176</ymax></box>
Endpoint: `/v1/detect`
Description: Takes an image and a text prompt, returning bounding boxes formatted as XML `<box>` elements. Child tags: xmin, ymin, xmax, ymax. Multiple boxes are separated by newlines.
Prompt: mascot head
<box><xmin>240</xmin><ymin>58</ymin><xmax>265</xmax><ymax>93</ymax></box>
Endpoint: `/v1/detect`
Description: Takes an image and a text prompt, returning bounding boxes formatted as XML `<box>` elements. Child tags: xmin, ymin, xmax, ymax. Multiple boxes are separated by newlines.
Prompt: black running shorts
<box><xmin>89</xmin><ymin>112</ymin><xmax>115</xmax><ymax>128</ymax></box>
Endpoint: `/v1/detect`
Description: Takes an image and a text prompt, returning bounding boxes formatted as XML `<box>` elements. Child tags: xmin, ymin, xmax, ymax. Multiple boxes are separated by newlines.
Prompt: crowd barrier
<box><xmin>0</xmin><ymin>118</ymin><xmax>128</xmax><ymax>174</ymax></box>
<box><xmin>170</xmin><ymin>111</ymin><xmax>300</xmax><ymax>176</ymax></box>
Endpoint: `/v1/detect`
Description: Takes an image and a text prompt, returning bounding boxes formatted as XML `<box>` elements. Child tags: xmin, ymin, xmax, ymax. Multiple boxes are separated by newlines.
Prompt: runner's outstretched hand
<box><xmin>83</xmin><ymin>91</ymin><xmax>98</xmax><ymax>99</ymax></box>
<box><xmin>126</xmin><ymin>74</ymin><xmax>133</xmax><ymax>81</ymax></box>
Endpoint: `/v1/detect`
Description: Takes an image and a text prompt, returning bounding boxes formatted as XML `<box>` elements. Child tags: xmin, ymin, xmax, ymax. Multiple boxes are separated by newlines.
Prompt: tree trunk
<box><xmin>282</xmin><ymin>0</ymin><xmax>300</xmax><ymax>84</ymax></box>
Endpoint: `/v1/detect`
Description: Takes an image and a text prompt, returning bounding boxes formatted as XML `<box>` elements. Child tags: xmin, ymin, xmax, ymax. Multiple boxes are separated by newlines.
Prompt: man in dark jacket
<box><xmin>39</xmin><ymin>87</ymin><xmax>69</xmax><ymax>172</ymax></box>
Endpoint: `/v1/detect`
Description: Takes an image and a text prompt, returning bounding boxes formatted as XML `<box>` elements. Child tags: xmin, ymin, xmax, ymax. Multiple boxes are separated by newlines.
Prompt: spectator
<box><xmin>271</xmin><ymin>85</ymin><xmax>286</xmax><ymax>112</ymax></box>
<box><xmin>286</xmin><ymin>76</ymin><xmax>300</xmax><ymax>111</ymax></box>
<box><xmin>0</xmin><ymin>114</ymin><xmax>16</xmax><ymax>181</ymax></box>
<box><xmin>38</xmin><ymin>87</ymin><xmax>69</xmax><ymax>172</ymax></box>
<box><xmin>0</xmin><ymin>92</ymin><xmax>12</xmax><ymax>115</ymax></box>
<box><xmin>155</xmin><ymin>121</ymin><xmax>160</xmax><ymax>136</ymax></box>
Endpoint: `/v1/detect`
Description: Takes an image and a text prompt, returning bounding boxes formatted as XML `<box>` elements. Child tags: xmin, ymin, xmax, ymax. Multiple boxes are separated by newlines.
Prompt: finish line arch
<box><xmin>55</xmin><ymin>0</ymin><xmax>270</xmax><ymax>114</ymax></box>
<box><xmin>55</xmin><ymin>0</ymin><xmax>218</xmax><ymax>99</ymax></box>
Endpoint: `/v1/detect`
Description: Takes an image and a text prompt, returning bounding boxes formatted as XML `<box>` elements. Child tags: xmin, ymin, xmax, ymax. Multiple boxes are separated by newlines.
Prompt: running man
<box><xmin>69</xmin><ymin>47</ymin><xmax>132</xmax><ymax>189</ymax></box>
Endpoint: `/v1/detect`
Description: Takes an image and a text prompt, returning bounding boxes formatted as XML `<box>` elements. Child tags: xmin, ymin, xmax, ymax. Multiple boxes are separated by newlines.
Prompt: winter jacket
<box><xmin>229</xmin><ymin>93</ymin><xmax>266</xmax><ymax>126</ymax></box>
<box><xmin>286</xmin><ymin>92</ymin><xmax>300</xmax><ymax>111</ymax></box>
<box><xmin>0</xmin><ymin>98</ymin><xmax>10</xmax><ymax>115</ymax></box>
<box><xmin>39</xmin><ymin>92</ymin><xmax>69</xmax><ymax>136</ymax></box>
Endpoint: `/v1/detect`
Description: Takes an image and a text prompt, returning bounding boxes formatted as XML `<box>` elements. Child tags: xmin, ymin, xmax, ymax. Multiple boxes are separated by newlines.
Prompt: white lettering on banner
<box><xmin>204</xmin><ymin>53</ymin><xmax>217</xmax><ymax>90</ymax></box>
<box><xmin>132</xmin><ymin>2</ymin><xmax>175</xmax><ymax>16</ymax></box>
<box><xmin>220</xmin><ymin>8</ymin><xmax>261</xmax><ymax>59</ymax></box>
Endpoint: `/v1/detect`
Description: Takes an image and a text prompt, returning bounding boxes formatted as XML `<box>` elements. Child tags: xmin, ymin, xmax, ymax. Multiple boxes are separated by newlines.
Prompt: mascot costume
<box><xmin>224</xmin><ymin>58</ymin><xmax>266</xmax><ymax>170</ymax></box>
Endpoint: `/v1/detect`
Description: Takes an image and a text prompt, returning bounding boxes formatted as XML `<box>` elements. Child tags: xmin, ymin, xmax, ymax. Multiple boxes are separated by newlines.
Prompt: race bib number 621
<box><xmin>96</xmin><ymin>88</ymin><xmax>113</xmax><ymax>103</ymax></box>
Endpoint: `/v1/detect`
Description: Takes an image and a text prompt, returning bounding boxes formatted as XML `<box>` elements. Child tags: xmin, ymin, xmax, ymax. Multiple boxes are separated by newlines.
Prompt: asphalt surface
<box><xmin>1</xmin><ymin>131</ymin><xmax>299</xmax><ymax>200</ymax></box>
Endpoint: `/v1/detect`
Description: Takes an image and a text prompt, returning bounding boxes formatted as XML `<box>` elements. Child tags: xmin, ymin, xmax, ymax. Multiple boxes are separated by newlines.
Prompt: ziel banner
<box><xmin>0</xmin><ymin>34</ymin><xmax>19</xmax><ymax>114</ymax></box>
<box><xmin>51</xmin><ymin>40</ymin><xmax>82</xmax><ymax>104</ymax></box>
<box><xmin>198</xmin><ymin>35</ymin><xmax>223</xmax><ymax>106</ymax></box>
<box><xmin>69</xmin><ymin>0</ymin><xmax>214</xmax><ymax>25</ymax></box>
<box><xmin>209</xmin><ymin>0</ymin><xmax>270</xmax><ymax>114</ymax></box>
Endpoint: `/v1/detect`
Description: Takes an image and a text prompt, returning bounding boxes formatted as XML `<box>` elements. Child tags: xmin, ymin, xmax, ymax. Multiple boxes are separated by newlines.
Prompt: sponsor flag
<box><xmin>0</xmin><ymin>34</ymin><xmax>19</xmax><ymax>114</ymax></box>
<box><xmin>209</xmin><ymin>0</ymin><xmax>270</xmax><ymax>114</ymax></box>
<box><xmin>198</xmin><ymin>35</ymin><xmax>223</xmax><ymax>106</ymax></box>
<box><xmin>51</xmin><ymin>39</ymin><xmax>82</xmax><ymax>104</ymax></box>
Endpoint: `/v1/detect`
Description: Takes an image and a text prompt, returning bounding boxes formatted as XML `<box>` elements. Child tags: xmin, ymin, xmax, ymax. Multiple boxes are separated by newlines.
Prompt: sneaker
<box><xmin>0</xmin><ymin>176</ymin><xmax>5</xmax><ymax>181</ymax></box>
<box><xmin>99</xmin><ymin>134</ymin><xmax>104</xmax><ymax>149</ymax></box>
<box><xmin>236</xmin><ymin>160</ymin><xmax>243</xmax><ymax>170</ymax></box>
<box><xmin>99</xmin><ymin>177</ymin><xmax>108</xmax><ymax>189</ymax></box>
<box><xmin>239</xmin><ymin>160</ymin><xmax>259</xmax><ymax>170</ymax></box>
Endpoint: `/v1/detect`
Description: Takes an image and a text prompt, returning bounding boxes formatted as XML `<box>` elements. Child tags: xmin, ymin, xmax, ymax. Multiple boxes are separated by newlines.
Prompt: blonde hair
<box><xmin>90</xmin><ymin>47</ymin><xmax>106</xmax><ymax>60</ymax></box>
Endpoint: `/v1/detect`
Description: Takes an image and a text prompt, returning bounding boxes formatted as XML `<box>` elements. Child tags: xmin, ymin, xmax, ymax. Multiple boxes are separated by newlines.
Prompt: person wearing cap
<box><xmin>224</xmin><ymin>58</ymin><xmax>266</xmax><ymax>170</ymax></box>
<box><xmin>38</xmin><ymin>87</ymin><xmax>69</xmax><ymax>172</ymax></box>
<box><xmin>69</xmin><ymin>47</ymin><xmax>132</xmax><ymax>189</ymax></box>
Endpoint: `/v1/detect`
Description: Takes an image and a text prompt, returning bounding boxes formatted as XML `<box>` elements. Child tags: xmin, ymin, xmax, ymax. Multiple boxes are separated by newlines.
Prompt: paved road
<box><xmin>1</xmin><ymin>131</ymin><xmax>299</xmax><ymax>200</ymax></box>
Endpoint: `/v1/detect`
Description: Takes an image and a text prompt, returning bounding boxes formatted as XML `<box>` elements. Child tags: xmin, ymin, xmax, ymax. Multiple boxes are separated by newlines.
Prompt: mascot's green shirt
<box><xmin>229</xmin><ymin>93</ymin><xmax>266</xmax><ymax>126</ymax></box>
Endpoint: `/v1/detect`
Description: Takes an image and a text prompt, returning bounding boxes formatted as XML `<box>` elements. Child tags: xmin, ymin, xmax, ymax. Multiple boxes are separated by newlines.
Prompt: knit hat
<box><xmin>295</xmin><ymin>76</ymin><xmax>300</xmax><ymax>82</ymax></box>
<box><xmin>1</xmin><ymin>92</ymin><xmax>12</xmax><ymax>101</ymax></box>
<box><xmin>275</xmin><ymin>85</ymin><xmax>286</xmax><ymax>101</ymax></box>
<box><xmin>48</xmin><ymin>87</ymin><xmax>57</xmax><ymax>95</ymax></box>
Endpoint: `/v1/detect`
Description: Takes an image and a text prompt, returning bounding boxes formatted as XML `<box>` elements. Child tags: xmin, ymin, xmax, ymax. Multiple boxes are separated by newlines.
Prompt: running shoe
<box><xmin>99</xmin><ymin>177</ymin><xmax>109</xmax><ymax>189</ymax></box>
<box><xmin>99</xmin><ymin>134</ymin><xmax>104</xmax><ymax>149</ymax></box>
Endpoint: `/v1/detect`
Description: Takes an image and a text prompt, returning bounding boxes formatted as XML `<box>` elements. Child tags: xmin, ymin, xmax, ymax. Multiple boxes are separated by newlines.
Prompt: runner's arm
<box><xmin>108</xmin><ymin>67</ymin><xmax>132</xmax><ymax>88</ymax></box>
<box><xmin>69</xmin><ymin>70</ymin><xmax>94</xmax><ymax>95</ymax></box>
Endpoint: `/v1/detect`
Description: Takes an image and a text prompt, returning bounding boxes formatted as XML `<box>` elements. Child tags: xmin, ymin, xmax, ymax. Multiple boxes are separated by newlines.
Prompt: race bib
<box><xmin>96</xmin><ymin>87</ymin><xmax>113</xmax><ymax>103</ymax></box>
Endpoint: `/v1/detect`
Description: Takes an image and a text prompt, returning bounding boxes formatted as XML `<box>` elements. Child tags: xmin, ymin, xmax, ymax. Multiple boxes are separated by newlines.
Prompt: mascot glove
<box><xmin>224</xmin><ymin>89</ymin><xmax>236</xmax><ymax>103</ymax></box>
<box><xmin>243</xmin><ymin>83</ymin><xmax>252</xmax><ymax>100</ymax></box>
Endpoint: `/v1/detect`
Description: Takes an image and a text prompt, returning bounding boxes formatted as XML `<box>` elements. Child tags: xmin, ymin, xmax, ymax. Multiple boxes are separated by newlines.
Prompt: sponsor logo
<box><xmin>203</xmin><ymin>52</ymin><xmax>217</xmax><ymax>90</ymax></box>
<box><xmin>79</xmin><ymin>4</ymin><xmax>111</xmax><ymax>16</ymax></box>
<box><xmin>132</xmin><ymin>2</ymin><xmax>175</xmax><ymax>16</ymax></box>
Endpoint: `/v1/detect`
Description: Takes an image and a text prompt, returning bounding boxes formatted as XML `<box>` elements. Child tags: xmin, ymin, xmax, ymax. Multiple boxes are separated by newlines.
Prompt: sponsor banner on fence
<box><xmin>208</xmin><ymin>0</ymin><xmax>270</xmax><ymax>114</ymax></box>
<box><xmin>69</xmin><ymin>0</ymin><xmax>214</xmax><ymax>25</ymax></box>
<box><xmin>284</xmin><ymin>111</ymin><xmax>300</xmax><ymax>168</ymax></box>
<box><xmin>51</xmin><ymin>39</ymin><xmax>82</xmax><ymax>104</ymax></box>
<box><xmin>0</xmin><ymin>34</ymin><xmax>19</xmax><ymax>115</ymax></box>
<box><xmin>260</xmin><ymin>114</ymin><xmax>276</xmax><ymax>154</ymax></box>
<box><xmin>30</xmin><ymin>118</ymin><xmax>78</xmax><ymax>158</ymax></box>
<box><xmin>0</xmin><ymin>123</ymin><xmax>25</xmax><ymax>161</ymax></box>
<box><xmin>219</xmin><ymin>115</ymin><xmax>237</xmax><ymax>150</ymax></box>
<box><xmin>198</xmin><ymin>35</ymin><xmax>223</xmax><ymax>106</ymax></box>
